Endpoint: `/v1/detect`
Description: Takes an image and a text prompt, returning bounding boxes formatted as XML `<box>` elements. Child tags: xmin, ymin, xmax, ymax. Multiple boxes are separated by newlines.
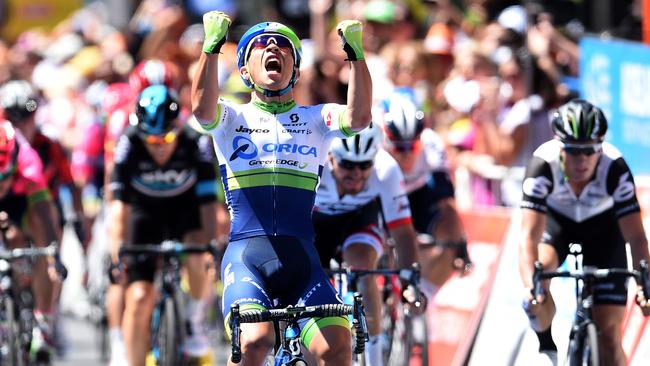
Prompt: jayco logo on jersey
<box><xmin>262</xmin><ymin>143</ymin><xmax>317</xmax><ymax>157</ymax></box>
<box><xmin>230</xmin><ymin>136</ymin><xmax>258</xmax><ymax>161</ymax></box>
<box><xmin>235</xmin><ymin>125</ymin><xmax>270</xmax><ymax>134</ymax></box>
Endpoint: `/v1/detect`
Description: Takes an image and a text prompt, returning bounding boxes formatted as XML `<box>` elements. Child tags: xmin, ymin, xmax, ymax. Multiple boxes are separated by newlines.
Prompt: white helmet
<box><xmin>330</xmin><ymin>122</ymin><xmax>382</xmax><ymax>162</ymax></box>
<box><xmin>381</xmin><ymin>88</ymin><xmax>425</xmax><ymax>144</ymax></box>
<box><xmin>0</xmin><ymin>80</ymin><xmax>39</xmax><ymax>122</ymax></box>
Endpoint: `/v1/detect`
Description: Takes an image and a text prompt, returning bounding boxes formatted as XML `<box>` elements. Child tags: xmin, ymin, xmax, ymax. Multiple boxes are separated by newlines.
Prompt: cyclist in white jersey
<box><xmin>191</xmin><ymin>11</ymin><xmax>372</xmax><ymax>366</ymax></box>
<box><xmin>378</xmin><ymin>88</ymin><xmax>469</xmax><ymax>305</ymax></box>
<box><xmin>313</xmin><ymin>122</ymin><xmax>419</xmax><ymax>366</ymax></box>
<box><xmin>519</xmin><ymin>99</ymin><xmax>650</xmax><ymax>364</ymax></box>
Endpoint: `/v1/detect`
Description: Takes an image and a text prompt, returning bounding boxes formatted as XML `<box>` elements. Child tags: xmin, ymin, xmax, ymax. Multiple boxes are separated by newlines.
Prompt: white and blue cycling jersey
<box><xmin>198</xmin><ymin>99</ymin><xmax>355</xmax><ymax>241</ymax></box>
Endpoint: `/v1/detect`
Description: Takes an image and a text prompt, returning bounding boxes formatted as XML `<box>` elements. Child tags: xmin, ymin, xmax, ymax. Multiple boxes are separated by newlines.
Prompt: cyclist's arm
<box><xmin>388</xmin><ymin>223</ymin><xmax>419</xmax><ymax>270</ymax></box>
<box><xmin>200</xmin><ymin>202</ymin><xmax>218</xmax><ymax>243</ymax></box>
<box><xmin>27</xmin><ymin>198</ymin><xmax>60</xmax><ymax>247</ymax></box>
<box><xmin>336</xmin><ymin>20</ymin><xmax>372</xmax><ymax>131</ymax></box>
<box><xmin>519</xmin><ymin>208</ymin><xmax>546</xmax><ymax>289</ymax></box>
<box><xmin>619</xmin><ymin>212</ymin><xmax>650</xmax><ymax>269</ymax></box>
<box><xmin>191</xmin><ymin>52</ymin><xmax>221</xmax><ymax>124</ymax></box>
<box><xmin>109</xmin><ymin>200</ymin><xmax>130</xmax><ymax>264</ymax></box>
<box><xmin>519</xmin><ymin>155</ymin><xmax>553</xmax><ymax>289</ymax></box>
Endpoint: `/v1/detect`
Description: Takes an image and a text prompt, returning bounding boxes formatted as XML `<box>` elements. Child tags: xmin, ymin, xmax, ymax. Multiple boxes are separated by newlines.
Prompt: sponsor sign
<box><xmin>580</xmin><ymin>37</ymin><xmax>650</xmax><ymax>174</ymax></box>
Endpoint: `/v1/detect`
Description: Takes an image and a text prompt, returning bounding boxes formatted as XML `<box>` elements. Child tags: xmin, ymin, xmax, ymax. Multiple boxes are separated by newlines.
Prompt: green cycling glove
<box><xmin>202</xmin><ymin>11</ymin><xmax>231</xmax><ymax>54</ymax></box>
<box><xmin>337</xmin><ymin>20</ymin><xmax>365</xmax><ymax>61</ymax></box>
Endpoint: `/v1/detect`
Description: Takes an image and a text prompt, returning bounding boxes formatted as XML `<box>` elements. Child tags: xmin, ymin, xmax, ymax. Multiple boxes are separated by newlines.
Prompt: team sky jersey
<box><xmin>400</xmin><ymin>128</ymin><xmax>451</xmax><ymax>194</ymax></box>
<box><xmin>198</xmin><ymin>99</ymin><xmax>354</xmax><ymax>241</ymax></box>
<box><xmin>110</xmin><ymin>126</ymin><xmax>218</xmax><ymax>206</ymax></box>
<box><xmin>521</xmin><ymin>140</ymin><xmax>640</xmax><ymax>222</ymax></box>
<box><xmin>314</xmin><ymin>148</ymin><xmax>412</xmax><ymax>229</ymax></box>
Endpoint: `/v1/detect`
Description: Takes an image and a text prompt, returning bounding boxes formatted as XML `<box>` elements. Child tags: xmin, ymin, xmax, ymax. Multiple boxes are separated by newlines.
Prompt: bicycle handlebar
<box><xmin>416</xmin><ymin>234</ymin><xmax>473</xmax><ymax>272</ymax></box>
<box><xmin>229</xmin><ymin>294</ymin><xmax>369</xmax><ymax>363</ymax></box>
<box><xmin>326</xmin><ymin>262</ymin><xmax>424</xmax><ymax>308</ymax></box>
<box><xmin>0</xmin><ymin>243</ymin><xmax>67</xmax><ymax>280</ymax></box>
<box><xmin>118</xmin><ymin>240</ymin><xmax>220</xmax><ymax>266</ymax></box>
<box><xmin>531</xmin><ymin>260</ymin><xmax>650</xmax><ymax>306</ymax></box>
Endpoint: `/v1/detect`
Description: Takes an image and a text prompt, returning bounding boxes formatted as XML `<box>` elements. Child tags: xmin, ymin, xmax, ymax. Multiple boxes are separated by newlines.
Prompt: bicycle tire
<box><xmin>0</xmin><ymin>296</ymin><xmax>18</xmax><ymax>366</ymax></box>
<box><xmin>158</xmin><ymin>297</ymin><xmax>179</xmax><ymax>366</ymax></box>
<box><xmin>408</xmin><ymin>313</ymin><xmax>430</xmax><ymax>366</ymax></box>
<box><xmin>385</xmin><ymin>301</ymin><xmax>409</xmax><ymax>366</ymax></box>
<box><xmin>568</xmin><ymin>322</ymin><xmax>599</xmax><ymax>366</ymax></box>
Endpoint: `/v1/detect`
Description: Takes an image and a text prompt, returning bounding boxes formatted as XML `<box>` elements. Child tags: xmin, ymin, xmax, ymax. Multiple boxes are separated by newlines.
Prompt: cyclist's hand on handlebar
<box><xmin>523</xmin><ymin>287</ymin><xmax>546</xmax><ymax>317</ymax></box>
<box><xmin>635</xmin><ymin>285</ymin><xmax>650</xmax><ymax>316</ymax></box>
<box><xmin>402</xmin><ymin>284</ymin><xmax>427</xmax><ymax>315</ymax></box>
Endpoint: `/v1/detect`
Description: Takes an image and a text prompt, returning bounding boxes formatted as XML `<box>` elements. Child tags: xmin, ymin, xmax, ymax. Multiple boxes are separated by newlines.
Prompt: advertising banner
<box><xmin>1</xmin><ymin>0</ymin><xmax>82</xmax><ymax>42</ymax></box>
<box><xmin>580</xmin><ymin>37</ymin><xmax>650</xmax><ymax>175</ymax></box>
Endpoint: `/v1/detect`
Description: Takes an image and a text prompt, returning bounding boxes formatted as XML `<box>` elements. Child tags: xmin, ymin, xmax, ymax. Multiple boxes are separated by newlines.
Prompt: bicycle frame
<box><xmin>119</xmin><ymin>241</ymin><xmax>219</xmax><ymax>364</ymax></box>
<box><xmin>229</xmin><ymin>294</ymin><xmax>369</xmax><ymax>365</ymax></box>
<box><xmin>532</xmin><ymin>257</ymin><xmax>650</xmax><ymax>365</ymax></box>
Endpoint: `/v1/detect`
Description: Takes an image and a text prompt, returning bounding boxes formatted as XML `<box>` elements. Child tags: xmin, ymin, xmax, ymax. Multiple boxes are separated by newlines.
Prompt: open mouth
<box><xmin>265</xmin><ymin>57</ymin><xmax>282</xmax><ymax>73</ymax></box>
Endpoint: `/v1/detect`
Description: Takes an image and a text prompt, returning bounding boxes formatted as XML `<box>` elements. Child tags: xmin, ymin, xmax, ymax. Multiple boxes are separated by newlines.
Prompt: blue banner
<box><xmin>580</xmin><ymin>37</ymin><xmax>650</xmax><ymax>175</ymax></box>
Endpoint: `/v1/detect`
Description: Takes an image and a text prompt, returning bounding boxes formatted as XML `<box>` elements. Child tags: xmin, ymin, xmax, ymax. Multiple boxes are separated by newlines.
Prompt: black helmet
<box><xmin>135</xmin><ymin>85</ymin><xmax>180</xmax><ymax>135</ymax></box>
<box><xmin>550</xmin><ymin>99</ymin><xmax>607</xmax><ymax>143</ymax></box>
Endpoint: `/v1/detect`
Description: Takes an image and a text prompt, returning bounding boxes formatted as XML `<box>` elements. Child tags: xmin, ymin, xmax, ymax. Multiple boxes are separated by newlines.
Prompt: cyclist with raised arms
<box><xmin>519</xmin><ymin>99</ymin><xmax>650</xmax><ymax>364</ymax></box>
<box><xmin>191</xmin><ymin>10</ymin><xmax>372</xmax><ymax>366</ymax></box>
<box><xmin>109</xmin><ymin>85</ymin><xmax>219</xmax><ymax>366</ymax></box>
<box><xmin>379</xmin><ymin>88</ymin><xmax>469</xmax><ymax>304</ymax></box>
<box><xmin>312</xmin><ymin>122</ymin><xmax>419</xmax><ymax>366</ymax></box>
<box><xmin>0</xmin><ymin>120</ymin><xmax>61</xmax><ymax>360</ymax></box>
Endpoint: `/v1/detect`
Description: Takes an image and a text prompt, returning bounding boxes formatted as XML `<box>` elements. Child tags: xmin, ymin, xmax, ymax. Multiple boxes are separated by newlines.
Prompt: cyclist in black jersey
<box><xmin>519</xmin><ymin>99</ymin><xmax>650</xmax><ymax>364</ymax></box>
<box><xmin>109</xmin><ymin>85</ymin><xmax>219</xmax><ymax>366</ymax></box>
<box><xmin>191</xmin><ymin>11</ymin><xmax>372</xmax><ymax>366</ymax></box>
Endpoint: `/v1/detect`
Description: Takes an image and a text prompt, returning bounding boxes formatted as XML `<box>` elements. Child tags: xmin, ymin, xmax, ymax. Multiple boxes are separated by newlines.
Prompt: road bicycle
<box><xmin>327</xmin><ymin>262</ymin><xmax>428</xmax><ymax>366</ymax></box>
<box><xmin>0</xmin><ymin>243</ymin><xmax>67</xmax><ymax>366</ymax></box>
<box><xmin>229</xmin><ymin>294</ymin><xmax>369</xmax><ymax>366</ymax></box>
<box><xmin>118</xmin><ymin>240</ymin><xmax>219</xmax><ymax>366</ymax></box>
<box><xmin>531</xmin><ymin>244</ymin><xmax>650</xmax><ymax>366</ymax></box>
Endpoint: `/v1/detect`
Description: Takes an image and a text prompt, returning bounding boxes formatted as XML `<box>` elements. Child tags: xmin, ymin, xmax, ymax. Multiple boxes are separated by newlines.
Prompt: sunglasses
<box><xmin>139</xmin><ymin>128</ymin><xmax>179</xmax><ymax>145</ymax></box>
<box><xmin>391</xmin><ymin>141</ymin><xmax>417</xmax><ymax>153</ymax></box>
<box><xmin>250</xmin><ymin>34</ymin><xmax>294</xmax><ymax>51</ymax></box>
<box><xmin>337</xmin><ymin>159</ymin><xmax>373</xmax><ymax>171</ymax></box>
<box><xmin>562</xmin><ymin>143</ymin><xmax>602</xmax><ymax>156</ymax></box>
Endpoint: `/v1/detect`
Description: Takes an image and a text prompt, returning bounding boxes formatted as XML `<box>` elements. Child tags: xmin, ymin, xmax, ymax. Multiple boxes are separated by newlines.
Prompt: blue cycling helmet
<box><xmin>135</xmin><ymin>85</ymin><xmax>180</xmax><ymax>135</ymax></box>
<box><xmin>236</xmin><ymin>22</ymin><xmax>302</xmax><ymax>96</ymax></box>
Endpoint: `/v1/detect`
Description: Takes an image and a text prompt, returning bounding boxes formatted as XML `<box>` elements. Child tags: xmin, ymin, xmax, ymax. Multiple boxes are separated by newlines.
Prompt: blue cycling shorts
<box><xmin>220</xmin><ymin>235</ymin><xmax>349</xmax><ymax>347</ymax></box>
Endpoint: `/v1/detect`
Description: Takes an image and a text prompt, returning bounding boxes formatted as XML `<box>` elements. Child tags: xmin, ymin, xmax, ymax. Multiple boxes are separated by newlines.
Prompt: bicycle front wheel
<box><xmin>385</xmin><ymin>302</ymin><xmax>429</xmax><ymax>366</ymax></box>
<box><xmin>568</xmin><ymin>322</ymin><xmax>599</xmax><ymax>366</ymax></box>
<box><xmin>158</xmin><ymin>297</ymin><xmax>180</xmax><ymax>366</ymax></box>
<box><xmin>0</xmin><ymin>296</ymin><xmax>18</xmax><ymax>366</ymax></box>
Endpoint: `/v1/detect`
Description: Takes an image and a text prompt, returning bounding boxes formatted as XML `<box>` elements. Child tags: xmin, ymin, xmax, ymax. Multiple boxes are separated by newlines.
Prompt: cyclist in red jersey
<box><xmin>0</xmin><ymin>80</ymin><xmax>88</xmax><ymax>246</ymax></box>
<box><xmin>0</xmin><ymin>120</ymin><xmax>61</xmax><ymax>360</ymax></box>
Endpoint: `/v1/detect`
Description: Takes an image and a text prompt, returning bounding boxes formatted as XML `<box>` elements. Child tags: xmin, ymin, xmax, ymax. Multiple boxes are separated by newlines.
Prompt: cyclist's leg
<box><xmin>295</xmin><ymin>238</ymin><xmax>353</xmax><ymax>366</ymax></box>
<box><xmin>342</xmin><ymin>240</ymin><xmax>382</xmax><ymax>365</ymax></box>
<box><xmin>106</xmin><ymin>283</ymin><xmax>127</xmax><ymax>364</ymax></box>
<box><xmin>222</xmin><ymin>238</ymin><xmax>275</xmax><ymax>365</ymax></box>
<box><xmin>585</xmin><ymin>226</ymin><xmax>628</xmax><ymax>366</ymax></box>
<box><xmin>592</xmin><ymin>305</ymin><xmax>625</xmax><ymax>366</ymax></box>
<box><xmin>123</xmin><ymin>280</ymin><xmax>156</xmax><ymax>365</ymax></box>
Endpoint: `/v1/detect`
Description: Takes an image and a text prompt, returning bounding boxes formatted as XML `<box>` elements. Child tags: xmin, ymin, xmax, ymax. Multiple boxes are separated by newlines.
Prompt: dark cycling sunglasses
<box><xmin>562</xmin><ymin>143</ymin><xmax>602</xmax><ymax>156</ymax></box>
<box><xmin>250</xmin><ymin>34</ymin><xmax>294</xmax><ymax>51</ymax></box>
<box><xmin>337</xmin><ymin>159</ymin><xmax>373</xmax><ymax>171</ymax></box>
<box><xmin>391</xmin><ymin>141</ymin><xmax>416</xmax><ymax>153</ymax></box>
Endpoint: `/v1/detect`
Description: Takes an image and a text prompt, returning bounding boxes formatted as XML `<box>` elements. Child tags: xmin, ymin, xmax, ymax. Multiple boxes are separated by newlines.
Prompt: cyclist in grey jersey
<box><xmin>191</xmin><ymin>11</ymin><xmax>372</xmax><ymax>366</ymax></box>
<box><xmin>519</xmin><ymin>100</ymin><xmax>650</xmax><ymax>365</ymax></box>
